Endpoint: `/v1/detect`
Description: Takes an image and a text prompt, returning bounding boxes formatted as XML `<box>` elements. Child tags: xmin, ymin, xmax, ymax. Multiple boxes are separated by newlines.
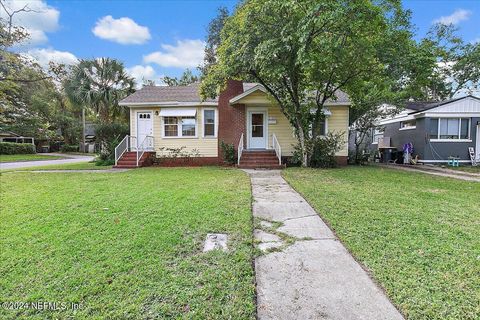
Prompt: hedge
<box><xmin>60</xmin><ymin>144</ymin><xmax>79</xmax><ymax>152</ymax></box>
<box><xmin>0</xmin><ymin>142</ymin><xmax>36</xmax><ymax>155</ymax></box>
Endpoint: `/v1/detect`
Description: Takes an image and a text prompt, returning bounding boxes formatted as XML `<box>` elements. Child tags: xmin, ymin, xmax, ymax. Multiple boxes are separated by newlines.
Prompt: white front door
<box><xmin>248</xmin><ymin>111</ymin><xmax>267</xmax><ymax>149</ymax></box>
<box><xmin>476</xmin><ymin>124</ymin><xmax>480</xmax><ymax>161</ymax></box>
<box><xmin>136</xmin><ymin>111</ymin><xmax>153</xmax><ymax>150</ymax></box>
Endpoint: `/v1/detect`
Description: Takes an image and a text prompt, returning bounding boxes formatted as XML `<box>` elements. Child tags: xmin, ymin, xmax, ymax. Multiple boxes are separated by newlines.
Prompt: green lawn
<box><xmin>0</xmin><ymin>154</ymin><xmax>64</xmax><ymax>163</ymax></box>
<box><xmin>283</xmin><ymin>166</ymin><xmax>480</xmax><ymax>320</ymax></box>
<box><xmin>19</xmin><ymin>161</ymin><xmax>111</xmax><ymax>171</ymax></box>
<box><xmin>0</xmin><ymin>168</ymin><xmax>255</xmax><ymax>319</ymax></box>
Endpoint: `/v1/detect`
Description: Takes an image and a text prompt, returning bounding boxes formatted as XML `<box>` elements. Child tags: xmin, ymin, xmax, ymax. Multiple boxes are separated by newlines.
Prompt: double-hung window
<box><xmin>163</xmin><ymin>116</ymin><xmax>196</xmax><ymax>137</ymax></box>
<box><xmin>429</xmin><ymin>118</ymin><xmax>470</xmax><ymax>140</ymax></box>
<box><xmin>203</xmin><ymin>109</ymin><xmax>216</xmax><ymax>137</ymax></box>
<box><xmin>372</xmin><ymin>127</ymin><xmax>384</xmax><ymax>144</ymax></box>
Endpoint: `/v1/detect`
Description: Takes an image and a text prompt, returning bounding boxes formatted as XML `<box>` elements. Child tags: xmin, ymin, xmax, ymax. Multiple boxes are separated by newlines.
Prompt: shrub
<box><xmin>94</xmin><ymin>123</ymin><xmax>129</xmax><ymax>162</ymax></box>
<box><xmin>0</xmin><ymin>142</ymin><xmax>36</xmax><ymax>155</ymax></box>
<box><xmin>220</xmin><ymin>141</ymin><xmax>235</xmax><ymax>164</ymax></box>
<box><xmin>95</xmin><ymin>158</ymin><xmax>114</xmax><ymax>166</ymax></box>
<box><xmin>60</xmin><ymin>144</ymin><xmax>79</xmax><ymax>153</ymax></box>
<box><xmin>292</xmin><ymin>132</ymin><xmax>345</xmax><ymax>168</ymax></box>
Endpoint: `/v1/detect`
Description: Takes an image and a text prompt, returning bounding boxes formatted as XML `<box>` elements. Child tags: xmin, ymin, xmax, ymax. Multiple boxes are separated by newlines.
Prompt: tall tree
<box><xmin>64</xmin><ymin>58</ymin><xmax>135</xmax><ymax>123</ymax></box>
<box><xmin>199</xmin><ymin>6</ymin><xmax>229</xmax><ymax>77</ymax></box>
<box><xmin>201</xmin><ymin>0</ymin><xmax>416</xmax><ymax>166</ymax></box>
<box><xmin>162</xmin><ymin>69</ymin><xmax>198</xmax><ymax>86</ymax></box>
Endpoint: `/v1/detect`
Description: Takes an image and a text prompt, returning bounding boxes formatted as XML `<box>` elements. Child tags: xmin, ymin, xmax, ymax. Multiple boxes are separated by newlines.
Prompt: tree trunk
<box><xmin>296</xmin><ymin>121</ymin><xmax>308</xmax><ymax>167</ymax></box>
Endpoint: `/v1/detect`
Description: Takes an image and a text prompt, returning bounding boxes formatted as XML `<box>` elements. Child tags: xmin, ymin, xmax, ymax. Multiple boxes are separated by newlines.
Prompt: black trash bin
<box><xmin>381</xmin><ymin>148</ymin><xmax>395</xmax><ymax>163</ymax></box>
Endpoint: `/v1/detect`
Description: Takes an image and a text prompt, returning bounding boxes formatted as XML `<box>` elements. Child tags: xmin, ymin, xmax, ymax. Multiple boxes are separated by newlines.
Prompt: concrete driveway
<box><xmin>0</xmin><ymin>153</ymin><xmax>95</xmax><ymax>170</ymax></box>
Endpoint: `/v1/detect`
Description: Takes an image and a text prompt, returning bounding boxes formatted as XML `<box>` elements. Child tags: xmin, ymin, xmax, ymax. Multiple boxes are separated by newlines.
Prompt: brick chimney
<box><xmin>218</xmin><ymin>80</ymin><xmax>246</xmax><ymax>159</ymax></box>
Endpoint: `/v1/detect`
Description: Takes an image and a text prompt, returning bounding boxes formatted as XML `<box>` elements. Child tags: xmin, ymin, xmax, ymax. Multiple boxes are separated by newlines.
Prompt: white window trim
<box><xmin>202</xmin><ymin>108</ymin><xmax>217</xmax><ymax>138</ymax></box>
<box><xmin>430</xmin><ymin>118</ymin><xmax>471</xmax><ymax>141</ymax></box>
<box><xmin>399</xmin><ymin>126</ymin><xmax>416</xmax><ymax>131</ymax></box>
<box><xmin>430</xmin><ymin>139</ymin><xmax>472</xmax><ymax>143</ymax></box>
<box><xmin>161</xmin><ymin>116</ymin><xmax>198</xmax><ymax>139</ymax></box>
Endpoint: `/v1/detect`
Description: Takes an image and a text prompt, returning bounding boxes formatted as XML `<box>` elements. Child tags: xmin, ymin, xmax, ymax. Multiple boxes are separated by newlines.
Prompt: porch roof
<box><xmin>229</xmin><ymin>84</ymin><xmax>351</xmax><ymax>106</ymax></box>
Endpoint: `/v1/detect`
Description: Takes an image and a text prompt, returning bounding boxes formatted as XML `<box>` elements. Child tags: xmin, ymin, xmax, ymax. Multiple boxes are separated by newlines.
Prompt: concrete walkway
<box><xmin>0</xmin><ymin>153</ymin><xmax>94</xmax><ymax>170</ymax></box>
<box><xmin>244</xmin><ymin>169</ymin><xmax>403</xmax><ymax>320</ymax></box>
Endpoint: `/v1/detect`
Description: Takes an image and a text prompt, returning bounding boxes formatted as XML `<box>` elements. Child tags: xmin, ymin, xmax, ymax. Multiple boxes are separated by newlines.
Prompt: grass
<box><xmin>0</xmin><ymin>161</ymin><xmax>112</xmax><ymax>173</ymax></box>
<box><xmin>19</xmin><ymin>161</ymin><xmax>112</xmax><ymax>171</ymax></box>
<box><xmin>283</xmin><ymin>166</ymin><xmax>480</xmax><ymax>320</ymax></box>
<box><xmin>0</xmin><ymin>154</ymin><xmax>64</xmax><ymax>163</ymax></box>
<box><xmin>0</xmin><ymin>167</ymin><xmax>255</xmax><ymax>319</ymax></box>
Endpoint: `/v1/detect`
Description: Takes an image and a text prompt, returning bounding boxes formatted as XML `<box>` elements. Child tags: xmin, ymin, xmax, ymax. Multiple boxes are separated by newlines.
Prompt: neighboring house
<box><xmin>0</xmin><ymin>131</ymin><xmax>35</xmax><ymax>145</ymax></box>
<box><xmin>116</xmin><ymin>80</ymin><xmax>350</xmax><ymax>168</ymax></box>
<box><xmin>371</xmin><ymin>95</ymin><xmax>480</xmax><ymax>164</ymax></box>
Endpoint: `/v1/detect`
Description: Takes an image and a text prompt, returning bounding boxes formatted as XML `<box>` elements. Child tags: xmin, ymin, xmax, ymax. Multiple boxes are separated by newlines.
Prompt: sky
<box><xmin>2</xmin><ymin>0</ymin><xmax>479</xmax><ymax>86</ymax></box>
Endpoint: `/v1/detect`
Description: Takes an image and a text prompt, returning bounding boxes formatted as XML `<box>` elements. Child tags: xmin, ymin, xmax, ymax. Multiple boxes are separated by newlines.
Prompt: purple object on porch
<box><xmin>403</xmin><ymin>142</ymin><xmax>414</xmax><ymax>154</ymax></box>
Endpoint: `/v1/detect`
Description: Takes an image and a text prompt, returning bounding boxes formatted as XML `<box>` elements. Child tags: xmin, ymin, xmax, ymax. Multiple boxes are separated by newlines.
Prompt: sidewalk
<box><xmin>244</xmin><ymin>169</ymin><xmax>403</xmax><ymax>320</ymax></box>
<box><xmin>0</xmin><ymin>153</ymin><xmax>95</xmax><ymax>170</ymax></box>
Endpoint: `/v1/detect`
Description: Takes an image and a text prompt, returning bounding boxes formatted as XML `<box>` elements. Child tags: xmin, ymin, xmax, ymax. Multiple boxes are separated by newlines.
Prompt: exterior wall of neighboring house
<box><xmin>129</xmin><ymin>106</ymin><xmax>219</xmax><ymax>158</ymax></box>
<box><xmin>423</xmin><ymin>117</ymin><xmax>479</xmax><ymax>161</ymax></box>
<box><xmin>370</xmin><ymin>96</ymin><xmax>480</xmax><ymax>163</ymax></box>
<box><xmin>382</xmin><ymin>118</ymin><xmax>427</xmax><ymax>159</ymax></box>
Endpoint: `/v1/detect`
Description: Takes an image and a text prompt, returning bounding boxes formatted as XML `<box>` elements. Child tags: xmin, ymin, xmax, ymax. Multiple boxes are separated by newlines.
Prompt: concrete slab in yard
<box><xmin>256</xmin><ymin>240</ymin><xmax>403</xmax><ymax>320</ymax></box>
<box><xmin>203</xmin><ymin>233</ymin><xmax>228</xmax><ymax>252</ymax></box>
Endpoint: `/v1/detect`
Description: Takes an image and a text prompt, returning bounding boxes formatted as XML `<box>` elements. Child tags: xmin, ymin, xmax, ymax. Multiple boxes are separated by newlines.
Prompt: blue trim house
<box><xmin>374</xmin><ymin>95</ymin><xmax>480</xmax><ymax>164</ymax></box>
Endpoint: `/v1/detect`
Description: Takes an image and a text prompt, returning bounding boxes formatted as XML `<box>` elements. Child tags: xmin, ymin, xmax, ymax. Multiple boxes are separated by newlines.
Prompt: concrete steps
<box><xmin>113</xmin><ymin>151</ymin><xmax>155</xmax><ymax>169</ymax></box>
<box><xmin>238</xmin><ymin>150</ymin><xmax>284</xmax><ymax>169</ymax></box>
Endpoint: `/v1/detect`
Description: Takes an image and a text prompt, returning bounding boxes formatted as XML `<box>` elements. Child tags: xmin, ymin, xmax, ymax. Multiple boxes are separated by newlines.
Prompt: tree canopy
<box><xmin>201</xmin><ymin>0</ymin><xmax>421</xmax><ymax>166</ymax></box>
<box><xmin>64</xmin><ymin>58</ymin><xmax>135</xmax><ymax>123</ymax></box>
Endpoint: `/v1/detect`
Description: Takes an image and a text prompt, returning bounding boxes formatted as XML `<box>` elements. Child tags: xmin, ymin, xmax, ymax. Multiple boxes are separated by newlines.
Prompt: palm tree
<box><xmin>64</xmin><ymin>58</ymin><xmax>135</xmax><ymax>123</ymax></box>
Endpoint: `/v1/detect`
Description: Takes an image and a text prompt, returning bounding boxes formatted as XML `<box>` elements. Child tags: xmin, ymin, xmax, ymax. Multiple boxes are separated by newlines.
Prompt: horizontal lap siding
<box><xmin>237</xmin><ymin>91</ymin><xmax>349</xmax><ymax>157</ymax></box>
<box><xmin>130</xmin><ymin>107</ymin><xmax>218</xmax><ymax>158</ymax></box>
<box><xmin>266</xmin><ymin>105</ymin><xmax>350</xmax><ymax>157</ymax></box>
<box><xmin>267</xmin><ymin>105</ymin><xmax>297</xmax><ymax>156</ymax></box>
<box><xmin>327</xmin><ymin>106</ymin><xmax>349</xmax><ymax>156</ymax></box>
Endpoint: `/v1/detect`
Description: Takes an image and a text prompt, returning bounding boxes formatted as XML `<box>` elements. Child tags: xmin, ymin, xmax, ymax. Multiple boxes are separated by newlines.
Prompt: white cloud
<box><xmin>143</xmin><ymin>39</ymin><xmax>205</xmax><ymax>68</ymax></box>
<box><xmin>0</xmin><ymin>0</ymin><xmax>60</xmax><ymax>45</ymax></box>
<box><xmin>92</xmin><ymin>15</ymin><xmax>151</xmax><ymax>45</ymax></box>
<box><xmin>433</xmin><ymin>9</ymin><xmax>472</xmax><ymax>25</ymax></box>
<box><xmin>126</xmin><ymin>65</ymin><xmax>162</xmax><ymax>88</ymax></box>
<box><xmin>25</xmin><ymin>48</ymin><xmax>78</xmax><ymax>69</ymax></box>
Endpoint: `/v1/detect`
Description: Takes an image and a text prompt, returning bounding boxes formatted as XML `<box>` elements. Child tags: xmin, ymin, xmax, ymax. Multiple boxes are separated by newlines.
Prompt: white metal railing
<box><xmin>237</xmin><ymin>133</ymin><xmax>244</xmax><ymax>165</ymax></box>
<box><xmin>272</xmin><ymin>133</ymin><xmax>282</xmax><ymax>165</ymax></box>
<box><xmin>114</xmin><ymin>135</ymin><xmax>129</xmax><ymax>166</ymax></box>
<box><xmin>136</xmin><ymin>135</ymin><xmax>154</xmax><ymax>166</ymax></box>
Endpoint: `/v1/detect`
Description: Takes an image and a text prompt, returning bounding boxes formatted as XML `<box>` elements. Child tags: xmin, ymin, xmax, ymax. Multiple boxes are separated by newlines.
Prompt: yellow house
<box><xmin>116</xmin><ymin>81</ymin><xmax>350</xmax><ymax>168</ymax></box>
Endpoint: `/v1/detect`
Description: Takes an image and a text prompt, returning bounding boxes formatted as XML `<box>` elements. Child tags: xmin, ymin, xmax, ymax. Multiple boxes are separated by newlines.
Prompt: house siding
<box><xmin>130</xmin><ymin>106</ymin><xmax>219</xmax><ymax>158</ymax></box>
<box><xmin>383</xmin><ymin>118</ymin><xmax>427</xmax><ymax>159</ymax></box>
<box><xmin>423</xmin><ymin>117</ymin><xmax>479</xmax><ymax>161</ymax></box>
<box><xmin>379</xmin><ymin>117</ymin><xmax>479</xmax><ymax>162</ymax></box>
<box><xmin>232</xmin><ymin>89</ymin><xmax>349</xmax><ymax>157</ymax></box>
